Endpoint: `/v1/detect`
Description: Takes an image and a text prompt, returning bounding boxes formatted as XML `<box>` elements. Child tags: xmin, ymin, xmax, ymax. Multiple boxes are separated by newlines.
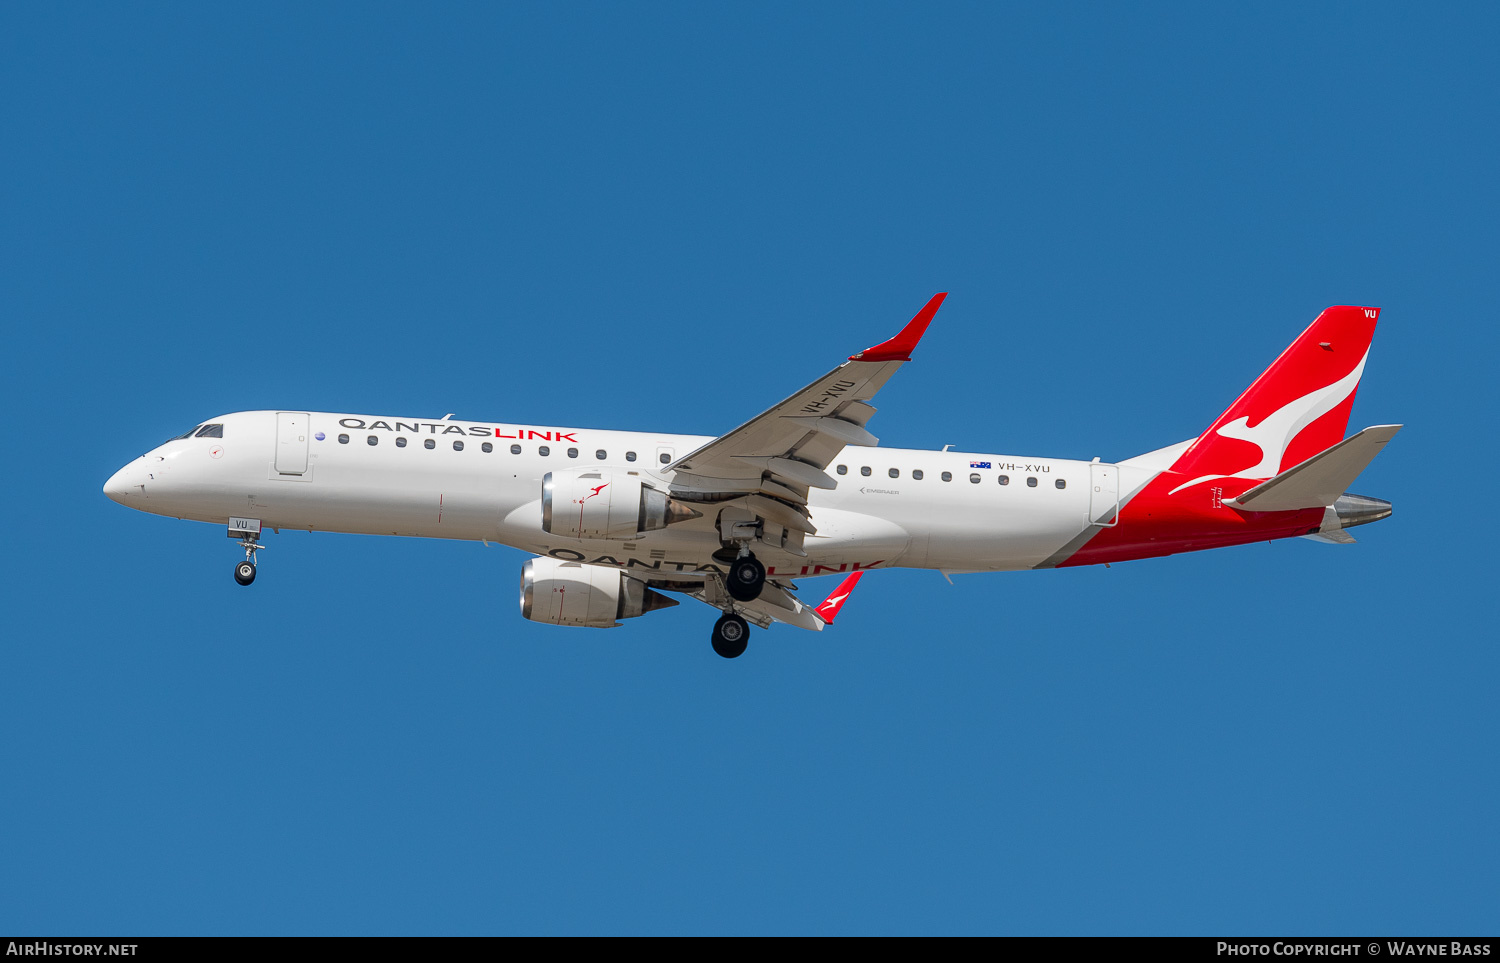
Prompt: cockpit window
<box><xmin>168</xmin><ymin>426</ymin><xmax>200</xmax><ymax>441</ymax></box>
<box><xmin>195</xmin><ymin>424</ymin><xmax>224</xmax><ymax>438</ymax></box>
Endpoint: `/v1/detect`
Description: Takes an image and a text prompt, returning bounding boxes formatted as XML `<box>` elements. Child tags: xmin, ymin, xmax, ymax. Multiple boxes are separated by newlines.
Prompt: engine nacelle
<box><xmin>541</xmin><ymin>470</ymin><xmax>700</xmax><ymax>539</ymax></box>
<box><xmin>519</xmin><ymin>557</ymin><xmax>678</xmax><ymax>628</ymax></box>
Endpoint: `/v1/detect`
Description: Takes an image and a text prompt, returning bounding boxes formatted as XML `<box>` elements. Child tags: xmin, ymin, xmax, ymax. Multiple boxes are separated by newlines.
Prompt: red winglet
<box><xmin>849</xmin><ymin>293</ymin><xmax>947</xmax><ymax>362</ymax></box>
<box><xmin>813</xmin><ymin>571</ymin><xmax>865</xmax><ymax>624</ymax></box>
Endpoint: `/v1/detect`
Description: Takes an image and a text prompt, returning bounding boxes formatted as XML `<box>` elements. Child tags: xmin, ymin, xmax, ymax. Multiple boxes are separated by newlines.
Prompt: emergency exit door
<box><xmin>275</xmin><ymin>411</ymin><xmax>310</xmax><ymax>475</ymax></box>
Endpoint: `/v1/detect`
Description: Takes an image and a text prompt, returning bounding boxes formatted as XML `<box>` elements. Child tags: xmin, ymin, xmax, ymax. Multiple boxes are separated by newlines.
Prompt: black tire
<box><xmin>725</xmin><ymin>555</ymin><xmax>765</xmax><ymax>602</ymax></box>
<box><xmin>234</xmin><ymin>561</ymin><xmax>256</xmax><ymax>586</ymax></box>
<box><xmin>711</xmin><ymin>614</ymin><xmax>750</xmax><ymax>659</ymax></box>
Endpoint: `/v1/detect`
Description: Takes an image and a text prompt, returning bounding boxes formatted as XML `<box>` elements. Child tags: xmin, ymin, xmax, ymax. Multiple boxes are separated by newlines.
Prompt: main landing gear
<box><xmin>711</xmin><ymin>614</ymin><xmax>750</xmax><ymax>659</ymax></box>
<box><xmin>725</xmin><ymin>552</ymin><xmax>766</xmax><ymax>602</ymax></box>
<box><xmin>712</xmin><ymin>548</ymin><xmax>763</xmax><ymax>657</ymax></box>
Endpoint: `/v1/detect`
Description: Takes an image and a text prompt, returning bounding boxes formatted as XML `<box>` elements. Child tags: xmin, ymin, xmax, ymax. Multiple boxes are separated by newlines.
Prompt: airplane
<box><xmin>103</xmin><ymin>296</ymin><xmax>1398</xmax><ymax>658</ymax></box>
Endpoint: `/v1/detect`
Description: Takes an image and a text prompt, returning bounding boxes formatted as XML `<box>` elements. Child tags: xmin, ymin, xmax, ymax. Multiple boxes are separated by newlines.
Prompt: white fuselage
<box><xmin>104</xmin><ymin>410</ymin><xmax>1141</xmax><ymax>578</ymax></box>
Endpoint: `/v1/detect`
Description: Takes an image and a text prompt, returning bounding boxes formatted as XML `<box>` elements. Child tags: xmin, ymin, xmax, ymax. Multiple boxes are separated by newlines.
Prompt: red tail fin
<box><xmin>1170</xmin><ymin>306</ymin><xmax>1380</xmax><ymax>483</ymax></box>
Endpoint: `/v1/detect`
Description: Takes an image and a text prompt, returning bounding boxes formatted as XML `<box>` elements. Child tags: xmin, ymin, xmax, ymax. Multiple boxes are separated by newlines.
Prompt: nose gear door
<box><xmin>275</xmin><ymin>411</ymin><xmax>310</xmax><ymax>475</ymax></box>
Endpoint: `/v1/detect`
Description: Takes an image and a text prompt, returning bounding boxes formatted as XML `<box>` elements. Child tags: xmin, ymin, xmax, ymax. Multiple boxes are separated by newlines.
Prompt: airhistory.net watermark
<box><xmin>5</xmin><ymin>945</ymin><xmax>137</xmax><ymax>957</ymax></box>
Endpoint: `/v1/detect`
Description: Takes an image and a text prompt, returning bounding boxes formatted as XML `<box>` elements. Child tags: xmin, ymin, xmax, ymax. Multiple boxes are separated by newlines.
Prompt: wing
<box><xmin>656</xmin><ymin>570</ymin><xmax>867</xmax><ymax>631</ymax></box>
<box><xmin>667</xmin><ymin>293</ymin><xmax>947</xmax><ymax>522</ymax></box>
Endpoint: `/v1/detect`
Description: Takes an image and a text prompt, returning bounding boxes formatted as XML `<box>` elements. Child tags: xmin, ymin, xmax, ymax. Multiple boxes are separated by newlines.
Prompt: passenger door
<box><xmin>275</xmin><ymin>411</ymin><xmax>310</xmax><ymax>475</ymax></box>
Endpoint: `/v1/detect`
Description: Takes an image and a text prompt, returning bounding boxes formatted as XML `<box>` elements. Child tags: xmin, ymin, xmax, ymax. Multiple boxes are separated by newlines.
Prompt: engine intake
<box><xmin>541</xmin><ymin>470</ymin><xmax>700</xmax><ymax>539</ymax></box>
<box><xmin>519</xmin><ymin>557</ymin><xmax>678</xmax><ymax>628</ymax></box>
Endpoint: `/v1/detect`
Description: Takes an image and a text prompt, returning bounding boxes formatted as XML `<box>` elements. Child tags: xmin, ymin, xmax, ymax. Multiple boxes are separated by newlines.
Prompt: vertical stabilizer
<box><xmin>1170</xmin><ymin>305</ymin><xmax>1380</xmax><ymax>484</ymax></box>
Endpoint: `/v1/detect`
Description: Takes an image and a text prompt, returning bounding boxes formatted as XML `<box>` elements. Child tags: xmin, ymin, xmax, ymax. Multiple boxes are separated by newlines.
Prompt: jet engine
<box><xmin>519</xmin><ymin>557</ymin><xmax>679</xmax><ymax>628</ymax></box>
<box><xmin>541</xmin><ymin>470</ymin><xmax>700</xmax><ymax>539</ymax></box>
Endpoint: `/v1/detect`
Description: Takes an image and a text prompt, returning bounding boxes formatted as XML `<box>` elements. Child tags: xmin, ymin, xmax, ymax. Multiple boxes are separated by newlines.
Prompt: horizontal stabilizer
<box><xmin>1226</xmin><ymin>424</ymin><xmax>1401</xmax><ymax>512</ymax></box>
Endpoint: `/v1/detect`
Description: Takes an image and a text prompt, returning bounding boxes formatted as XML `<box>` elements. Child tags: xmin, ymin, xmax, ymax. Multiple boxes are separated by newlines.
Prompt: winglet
<box><xmin>850</xmin><ymin>293</ymin><xmax>947</xmax><ymax>362</ymax></box>
<box><xmin>813</xmin><ymin>570</ymin><xmax>864</xmax><ymax>624</ymax></box>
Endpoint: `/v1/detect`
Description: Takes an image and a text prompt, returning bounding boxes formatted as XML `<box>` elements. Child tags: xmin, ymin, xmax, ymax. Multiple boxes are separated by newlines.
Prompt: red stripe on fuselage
<box><xmin>1057</xmin><ymin>471</ymin><xmax>1326</xmax><ymax>567</ymax></box>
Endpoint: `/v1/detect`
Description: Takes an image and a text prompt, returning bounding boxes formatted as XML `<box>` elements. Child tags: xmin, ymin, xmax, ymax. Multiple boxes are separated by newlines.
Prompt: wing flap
<box><xmin>732</xmin><ymin>455</ymin><xmax>839</xmax><ymax>490</ymax></box>
<box><xmin>671</xmin><ymin>578</ymin><xmax>825</xmax><ymax>631</ymax></box>
<box><xmin>741</xmin><ymin>493</ymin><xmax>816</xmax><ymax>534</ymax></box>
<box><xmin>782</xmin><ymin>415</ymin><xmax>879</xmax><ymax>447</ymax></box>
<box><xmin>662</xmin><ymin>569</ymin><xmax>867</xmax><ymax>632</ymax></box>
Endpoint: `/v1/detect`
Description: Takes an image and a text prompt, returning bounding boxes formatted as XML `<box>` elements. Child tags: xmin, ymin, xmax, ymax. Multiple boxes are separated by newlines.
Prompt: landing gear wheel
<box><xmin>726</xmin><ymin>554</ymin><xmax>766</xmax><ymax>602</ymax></box>
<box><xmin>234</xmin><ymin>561</ymin><xmax>257</xmax><ymax>586</ymax></box>
<box><xmin>711</xmin><ymin>614</ymin><xmax>750</xmax><ymax>659</ymax></box>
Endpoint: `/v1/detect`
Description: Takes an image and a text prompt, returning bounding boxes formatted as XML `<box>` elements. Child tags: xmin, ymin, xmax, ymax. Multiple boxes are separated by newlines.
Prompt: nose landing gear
<box><xmin>228</xmin><ymin>517</ymin><xmax>264</xmax><ymax>587</ymax></box>
<box><xmin>232</xmin><ymin>536</ymin><xmax>264</xmax><ymax>586</ymax></box>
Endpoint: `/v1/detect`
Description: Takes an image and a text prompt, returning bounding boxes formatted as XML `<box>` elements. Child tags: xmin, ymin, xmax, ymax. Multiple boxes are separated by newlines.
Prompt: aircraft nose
<box><xmin>103</xmin><ymin>459</ymin><xmax>144</xmax><ymax>504</ymax></box>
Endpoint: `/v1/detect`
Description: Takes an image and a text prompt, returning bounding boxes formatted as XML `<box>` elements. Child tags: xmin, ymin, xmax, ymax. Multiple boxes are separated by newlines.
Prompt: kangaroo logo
<box><xmin>815</xmin><ymin>591</ymin><xmax>851</xmax><ymax>618</ymax></box>
<box><xmin>574</xmin><ymin>483</ymin><xmax>609</xmax><ymax>507</ymax></box>
<box><xmin>1169</xmin><ymin>346</ymin><xmax>1369</xmax><ymax>495</ymax></box>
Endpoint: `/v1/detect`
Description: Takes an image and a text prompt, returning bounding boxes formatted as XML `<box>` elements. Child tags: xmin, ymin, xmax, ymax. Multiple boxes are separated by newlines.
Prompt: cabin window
<box><xmin>888</xmin><ymin>468</ymin><xmax>899</xmax><ymax>479</ymax></box>
<box><xmin>367</xmin><ymin>435</ymin><xmax>378</xmax><ymax>446</ymax></box>
<box><xmin>539</xmin><ymin>446</ymin><xmax>550</xmax><ymax>456</ymax></box>
<box><xmin>912</xmin><ymin>469</ymin><xmax>924</xmax><ymax>480</ymax></box>
<box><xmin>595</xmin><ymin>450</ymin><xmax>607</xmax><ymax>460</ymax></box>
<box><xmin>510</xmin><ymin>444</ymin><xmax>522</xmax><ymax>455</ymax></box>
<box><xmin>941</xmin><ymin>471</ymin><xmax>952</xmax><ymax>482</ymax></box>
<box><xmin>1027</xmin><ymin>476</ymin><xmax>1038</xmax><ymax>487</ymax></box>
<box><xmin>453</xmin><ymin>440</ymin><xmax>464</xmax><ymax>451</ymax></box>
<box><xmin>659</xmin><ymin>452</ymin><xmax>671</xmax><ymax>464</ymax></box>
<box><xmin>195</xmin><ymin>424</ymin><xmax>223</xmax><ymax>438</ymax></box>
<box><xmin>836</xmin><ymin>465</ymin><xmax>848</xmax><ymax>475</ymax></box>
<box><xmin>860</xmin><ymin>466</ymin><xmax>871</xmax><ymax>477</ymax></box>
<box><xmin>567</xmin><ymin>448</ymin><xmax>578</xmax><ymax>458</ymax></box>
<box><xmin>1055</xmin><ymin>478</ymin><xmax>1066</xmax><ymax>489</ymax></box>
<box><xmin>626</xmin><ymin>451</ymin><xmax>637</xmax><ymax>462</ymax></box>
<box><xmin>998</xmin><ymin>475</ymin><xmax>1009</xmax><ymax>486</ymax></box>
<box><xmin>969</xmin><ymin>473</ymin><xmax>981</xmax><ymax>484</ymax></box>
<box><xmin>482</xmin><ymin>442</ymin><xmax>493</xmax><ymax>453</ymax></box>
<box><xmin>396</xmin><ymin>437</ymin><xmax>408</xmax><ymax>448</ymax></box>
<box><xmin>424</xmin><ymin>439</ymin><xmax>436</xmax><ymax>450</ymax></box>
<box><xmin>337</xmin><ymin>434</ymin><xmax>350</xmax><ymax>444</ymax></box>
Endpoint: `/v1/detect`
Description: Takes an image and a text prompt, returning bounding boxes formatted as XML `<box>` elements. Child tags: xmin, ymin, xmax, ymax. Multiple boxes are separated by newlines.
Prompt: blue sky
<box><xmin>2</xmin><ymin>2</ymin><xmax>1496</xmax><ymax>935</ymax></box>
